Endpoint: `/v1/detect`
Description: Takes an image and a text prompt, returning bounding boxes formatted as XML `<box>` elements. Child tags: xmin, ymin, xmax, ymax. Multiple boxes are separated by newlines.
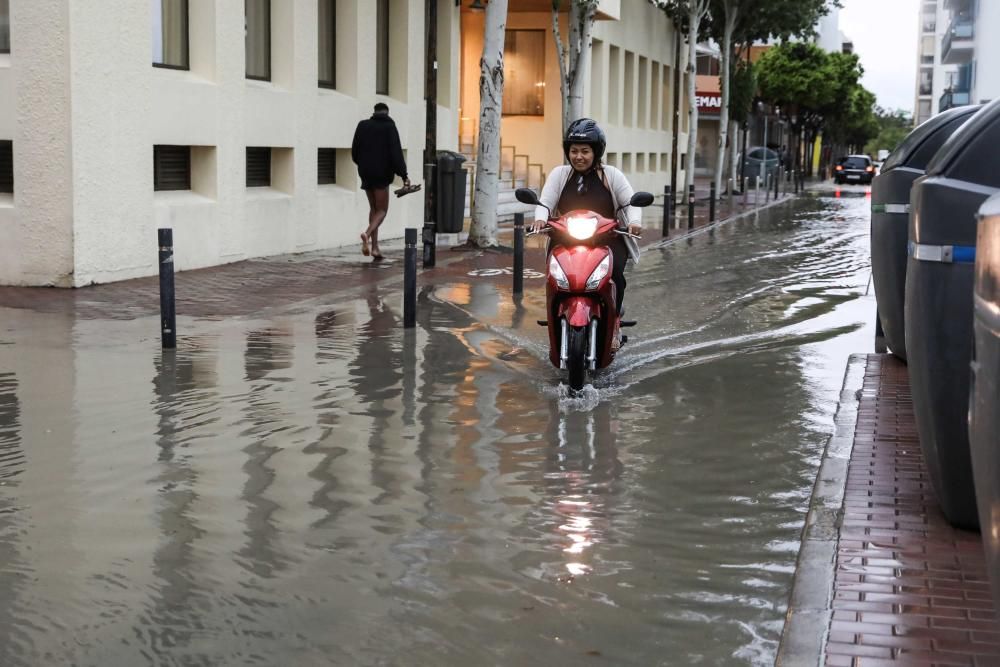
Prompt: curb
<box><xmin>775</xmin><ymin>353</ymin><xmax>867</xmax><ymax>666</ymax></box>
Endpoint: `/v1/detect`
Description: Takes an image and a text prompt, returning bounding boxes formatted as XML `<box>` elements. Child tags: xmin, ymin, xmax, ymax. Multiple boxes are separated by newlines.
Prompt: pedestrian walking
<box><xmin>351</xmin><ymin>103</ymin><xmax>414</xmax><ymax>261</ymax></box>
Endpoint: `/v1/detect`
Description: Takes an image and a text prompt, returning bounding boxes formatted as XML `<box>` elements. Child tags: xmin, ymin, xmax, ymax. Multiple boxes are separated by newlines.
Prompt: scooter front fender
<box><xmin>560</xmin><ymin>296</ymin><xmax>595</xmax><ymax>328</ymax></box>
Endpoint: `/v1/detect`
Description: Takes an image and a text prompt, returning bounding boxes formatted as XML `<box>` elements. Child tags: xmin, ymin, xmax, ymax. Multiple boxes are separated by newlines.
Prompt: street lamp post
<box><xmin>422</xmin><ymin>0</ymin><xmax>438</xmax><ymax>268</ymax></box>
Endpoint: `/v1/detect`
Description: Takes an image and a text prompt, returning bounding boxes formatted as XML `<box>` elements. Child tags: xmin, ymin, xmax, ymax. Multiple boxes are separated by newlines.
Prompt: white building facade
<box><xmin>937</xmin><ymin>0</ymin><xmax>999</xmax><ymax>116</ymax></box>
<box><xmin>0</xmin><ymin>0</ymin><xmax>461</xmax><ymax>287</ymax></box>
<box><xmin>1</xmin><ymin>0</ymin><xmax>686</xmax><ymax>288</ymax></box>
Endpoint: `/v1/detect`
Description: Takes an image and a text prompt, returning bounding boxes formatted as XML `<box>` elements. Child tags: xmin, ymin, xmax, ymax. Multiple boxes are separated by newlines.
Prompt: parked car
<box><xmin>834</xmin><ymin>154</ymin><xmax>875</xmax><ymax>184</ymax></box>
<box><xmin>739</xmin><ymin>146</ymin><xmax>781</xmax><ymax>185</ymax></box>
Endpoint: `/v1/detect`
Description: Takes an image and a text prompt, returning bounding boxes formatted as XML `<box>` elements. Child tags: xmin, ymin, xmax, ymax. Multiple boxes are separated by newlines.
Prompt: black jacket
<box><xmin>351</xmin><ymin>113</ymin><xmax>408</xmax><ymax>184</ymax></box>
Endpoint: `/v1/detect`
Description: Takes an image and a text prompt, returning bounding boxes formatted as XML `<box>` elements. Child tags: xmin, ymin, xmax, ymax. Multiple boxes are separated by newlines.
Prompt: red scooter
<box><xmin>515</xmin><ymin>187</ymin><xmax>654</xmax><ymax>393</ymax></box>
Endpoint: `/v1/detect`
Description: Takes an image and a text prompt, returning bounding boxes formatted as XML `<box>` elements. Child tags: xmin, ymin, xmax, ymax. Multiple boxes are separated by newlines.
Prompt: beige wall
<box><xmin>1</xmin><ymin>0</ymin><xmax>460</xmax><ymax>287</ymax></box>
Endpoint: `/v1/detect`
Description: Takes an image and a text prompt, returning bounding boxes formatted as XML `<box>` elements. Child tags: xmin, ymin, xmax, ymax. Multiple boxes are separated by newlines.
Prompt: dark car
<box><xmin>834</xmin><ymin>154</ymin><xmax>875</xmax><ymax>184</ymax></box>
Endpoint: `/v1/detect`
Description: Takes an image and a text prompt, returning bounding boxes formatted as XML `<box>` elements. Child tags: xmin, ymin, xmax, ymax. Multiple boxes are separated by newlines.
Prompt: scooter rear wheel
<box><xmin>567</xmin><ymin>325</ymin><xmax>587</xmax><ymax>392</ymax></box>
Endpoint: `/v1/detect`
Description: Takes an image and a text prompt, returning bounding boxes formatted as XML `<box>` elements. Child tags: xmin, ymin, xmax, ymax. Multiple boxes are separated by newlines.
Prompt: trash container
<box><xmin>871</xmin><ymin>105</ymin><xmax>980</xmax><ymax>361</ymax></box>
<box><xmin>905</xmin><ymin>98</ymin><xmax>1000</xmax><ymax>529</ymax></box>
<box><xmin>436</xmin><ymin>150</ymin><xmax>467</xmax><ymax>234</ymax></box>
<box><xmin>971</xmin><ymin>193</ymin><xmax>1000</xmax><ymax>607</ymax></box>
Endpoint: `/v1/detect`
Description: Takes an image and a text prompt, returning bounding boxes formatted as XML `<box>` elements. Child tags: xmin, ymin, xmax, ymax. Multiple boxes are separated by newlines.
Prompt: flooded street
<box><xmin>0</xmin><ymin>194</ymin><xmax>874</xmax><ymax>666</ymax></box>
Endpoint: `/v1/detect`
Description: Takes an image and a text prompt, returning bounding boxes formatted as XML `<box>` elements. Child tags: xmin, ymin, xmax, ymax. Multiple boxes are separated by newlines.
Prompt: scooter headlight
<box><xmin>567</xmin><ymin>215</ymin><xmax>598</xmax><ymax>240</ymax></box>
<box><xmin>549</xmin><ymin>255</ymin><xmax>569</xmax><ymax>289</ymax></box>
<box><xmin>586</xmin><ymin>254</ymin><xmax>611</xmax><ymax>290</ymax></box>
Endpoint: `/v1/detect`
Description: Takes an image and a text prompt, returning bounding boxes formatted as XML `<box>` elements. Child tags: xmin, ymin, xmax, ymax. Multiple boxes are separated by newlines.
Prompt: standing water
<box><xmin>0</xmin><ymin>194</ymin><xmax>873</xmax><ymax>665</ymax></box>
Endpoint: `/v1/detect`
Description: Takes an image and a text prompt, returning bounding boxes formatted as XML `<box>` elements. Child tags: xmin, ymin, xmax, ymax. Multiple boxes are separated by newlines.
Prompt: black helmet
<box><xmin>563</xmin><ymin>118</ymin><xmax>606</xmax><ymax>161</ymax></box>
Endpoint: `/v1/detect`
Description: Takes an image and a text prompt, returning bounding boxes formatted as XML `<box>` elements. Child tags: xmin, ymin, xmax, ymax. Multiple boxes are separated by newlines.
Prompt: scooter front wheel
<box><xmin>566</xmin><ymin>325</ymin><xmax>588</xmax><ymax>392</ymax></box>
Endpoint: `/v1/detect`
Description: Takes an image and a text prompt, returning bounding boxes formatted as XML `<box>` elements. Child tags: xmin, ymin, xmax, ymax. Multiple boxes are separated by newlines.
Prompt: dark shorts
<box><xmin>360</xmin><ymin>172</ymin><xmax>393</xmax><ymax>191</ymax></box>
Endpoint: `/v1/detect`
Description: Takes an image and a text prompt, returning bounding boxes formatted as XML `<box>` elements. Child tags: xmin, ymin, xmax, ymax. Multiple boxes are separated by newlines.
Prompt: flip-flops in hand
<box><xmin>394</xmin><ymin>183</ymin><xmax>422</xmax><ymax>198</ymax></box>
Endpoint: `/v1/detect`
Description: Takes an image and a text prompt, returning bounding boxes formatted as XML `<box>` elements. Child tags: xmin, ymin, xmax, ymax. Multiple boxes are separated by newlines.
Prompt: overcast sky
<box><xmin>838</xmin><ymin>0</ymin><xmax>919</xmax><ymax>115</ymax></box>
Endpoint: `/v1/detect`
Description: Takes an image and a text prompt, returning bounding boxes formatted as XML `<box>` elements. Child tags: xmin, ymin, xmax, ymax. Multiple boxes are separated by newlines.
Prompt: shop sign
<box><xmin>696</xmin><ymin>92</ymin><xmax>722</xmax><ymax>112</ymax></box>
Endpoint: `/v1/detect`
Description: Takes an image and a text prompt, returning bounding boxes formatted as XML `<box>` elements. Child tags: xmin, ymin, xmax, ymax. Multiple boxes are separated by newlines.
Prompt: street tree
<box><xmin>551</xmin><ymin>0</ymin><xmax>601</xmax><ymax>132</ymax></box>
<box><xmin>707</xmin><ymin>0</ymin><xmax>836</xmax><ymax>194</ymax></box>
<box><xmin>864</xmin><ymin>108</ymin><xmax>913</xmax><ymax>157</ymax></box>
<box><xmin>468</xmin><ymin>0</ymin><xmax>510</xmax><ymax>248</ymax></box>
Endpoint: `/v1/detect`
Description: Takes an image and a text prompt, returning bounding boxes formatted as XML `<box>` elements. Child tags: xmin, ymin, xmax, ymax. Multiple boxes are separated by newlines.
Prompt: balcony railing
<box><xmin>941</xmin><ymin>17</ymin><xmax>975</xmax><ymax>64</ymax></box>
<box><xmin>939</xmin><ymin>89</ymin><xmax>971</xmax><ymax>112</ymax></box>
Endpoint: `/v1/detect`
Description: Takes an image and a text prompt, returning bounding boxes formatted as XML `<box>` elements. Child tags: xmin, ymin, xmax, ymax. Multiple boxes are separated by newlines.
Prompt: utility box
<box><xmin>436</xmin><ymin>151</ymin><xmax>468</xmax><ymax>234</ymax></box>
<box><xmin>871</xmin><ymin>105</ymin><xmax>979</xmax><ymax>361</ymax></box>
<box><xmin>970</xmin><ymin>192</ymin><xmax>1000</xmax><ymax>610</ymax></box>
<box><xmin>905</xmin><ymin>98</ymin><xmax>1000</xmax><ymax>529</ymax></box>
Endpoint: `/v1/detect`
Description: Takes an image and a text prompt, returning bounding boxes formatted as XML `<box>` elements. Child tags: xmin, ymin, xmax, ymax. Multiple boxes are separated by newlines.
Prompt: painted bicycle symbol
<box><xmin>467</xmin><ymin>267</ymin><xmax>545</xmax><ymax>279</ymax></box>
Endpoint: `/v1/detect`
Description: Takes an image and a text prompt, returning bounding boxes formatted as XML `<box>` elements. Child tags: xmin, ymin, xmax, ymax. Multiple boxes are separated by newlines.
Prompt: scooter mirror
<box><xmin>515</xmin><ymin>188</ymin><xmax>541</xmax><ymax>206</ymax></box>
<box><xmin>629</xmin><ymin>191</ymin><xmax>655</xmax><ymax>208</ymax></box>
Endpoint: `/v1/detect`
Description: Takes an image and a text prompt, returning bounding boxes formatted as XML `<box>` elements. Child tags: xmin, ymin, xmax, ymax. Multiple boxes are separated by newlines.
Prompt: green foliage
<box><xmin>864</xmin><ymin>108</ymin><xmax>914</xmax><ymax>156</ymax></box>
<box><xmin>729</xmin><ymin>59</ymin><xmax>755</xmax><ymax>125</ymax></box>
<box><xmin>707</xmin><ymin>0</ymin><xmax>838</xmax><ymax>46</ymax></box>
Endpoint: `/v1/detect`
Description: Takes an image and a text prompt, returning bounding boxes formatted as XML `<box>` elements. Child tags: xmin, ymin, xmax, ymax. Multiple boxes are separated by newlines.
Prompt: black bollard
<box><xmin>404</xmin><ymin>228</ymin><xmax>417</xmax><ymax>329</ymax></box>
<box><xmin>157</xmin><ymin>228</ymin><xmax>176</xmax><ymax>349</ymax></box>
<box><xmin>775</xmin><ymin>169</ymin><xmax>780</xmax><ymax>199</ymax></box>
<box><xmin>709</xmin><ymin>181</ymin><xmax>716</xmax><ymax>222</ymax></box>
<box><xmin>687</xmin><ymin>184</ymin><xmax>695</xmax><ymax>230</ymax></box>
<box><xmin>513</xmin><ymin>212</ymin><xmax>524</xmax><ymax>296</ymax></box>
<box><xmin>662</xmin><ymin>185</ymin><xmax>672</xmax><ymax>235</ymax></box>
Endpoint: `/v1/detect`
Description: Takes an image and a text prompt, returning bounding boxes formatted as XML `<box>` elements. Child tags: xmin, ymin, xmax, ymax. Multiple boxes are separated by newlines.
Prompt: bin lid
<box><xmin>926</xmin><ymin>99</ymin><xmax>1000</xmax><ymax>180</ymax></box>
<box><xmin>437</xmin><ymin>150</ymin><xmax>467</xmax><ymax>163</ymax></box>
<box><xmin>882</xmin><ymin>105</ymin><xmax>981</xmax><ymax>173</ymax></box>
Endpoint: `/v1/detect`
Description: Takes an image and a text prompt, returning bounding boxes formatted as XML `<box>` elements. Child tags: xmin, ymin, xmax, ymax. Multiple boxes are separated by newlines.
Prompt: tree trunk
<box><xmin>713</xmin><ymin>3</ymin><xmax>737</xmax><ymax>197</ymax></box>
<box><xmin>683</xmin><ymin>0</ymin><xmax>707</xmax><ymax>195</ymax></box>
<box><xmin>468</xmin><ymin>0</ymin><xmax>509</xmax><ymax>248</ymax></box>
<box><xmin>729</xmin><ymin>120</ymin><xmax>740</xmax><ymax>193</ymax></box>
<box><xmin>553</xmin><ymin>1</ymin><xmax>598</xmax><ymax>133</ymax></box>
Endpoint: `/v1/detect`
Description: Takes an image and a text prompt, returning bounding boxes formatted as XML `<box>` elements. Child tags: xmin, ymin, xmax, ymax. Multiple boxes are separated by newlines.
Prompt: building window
<box><xmin>919</xmin><ymin>68</ymin><xmax>933</xmax><ymax>96</ymax></box>
<box><xmin>920</xmin><ymin>35</ymin><xmax>934</xmax><ymax>64</ymax></box>
<box><xmin>696</xmin><ymin>53</ymin><xmax>720</xmax><ymax>77</ymax></box>
<box><xmin>318</xmin><ymin>0</ymin><xmax>336</xmax><ymax>88</ymax></box>
<box><xmin>0</xmin><ymin>0</ymin><xmax>9</xmax><ymax>55</ymax></box>
<box><xmin>152</xmin><ymin>0</ymin><xmax>188</xmax><ymax>69</ymax></box>
<box><xmin>0</xmin><ymin>141</ymin><xmax>12</xmax><ymax>194</ymax></box>
<box><xmin>318</xmin><ymin>148</ymin><xmax>336</xmax><ymax>184</ymax></box>
<box><xmin>502</xmin><ymin>30</ymin><xmax>545</xmax><ymax>116</ymax></box>
<box><xmin>246</xmin><ymin>0</ymin><xmax>271</xmax><ymax>81</ymax></box>
<box><xmin>246</xmin><ymin>147</ymin><xmax>271</xmax><ymax>187</ymax></box>
<box><xmin>154</xmin><ymin>145</ymin><xmax>191</xmax><ymax>191</ymax></box>
<box><xmin>376</xmin><ymin>0</ymin><xmax>389</xmax><ymax>95</ymax></box>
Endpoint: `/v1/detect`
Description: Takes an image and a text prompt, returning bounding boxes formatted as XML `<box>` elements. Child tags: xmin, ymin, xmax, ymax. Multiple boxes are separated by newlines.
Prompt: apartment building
<box><xmin>1</xmin><ymin>0</ymin><xmax>685</xmax><ymax>287</ymax></box>
<box><xmin>937</xmin><ymin>0</ymin><xmax>999</xmax><ymax>115</ymax></box>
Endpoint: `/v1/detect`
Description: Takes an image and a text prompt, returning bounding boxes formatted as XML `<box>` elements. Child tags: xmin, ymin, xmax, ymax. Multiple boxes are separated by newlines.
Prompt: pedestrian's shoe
<box><xmin>394</xmin><ymin>183</ymin><xmax>422</xmax><ymax>198</ymax></box>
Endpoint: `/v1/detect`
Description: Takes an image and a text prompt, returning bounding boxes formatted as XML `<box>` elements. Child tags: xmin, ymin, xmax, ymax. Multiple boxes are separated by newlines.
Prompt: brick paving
<box><xmin>826</xmin><ymin>355</ymin><xmax>1000</xmax><ymax>666</ymax></box>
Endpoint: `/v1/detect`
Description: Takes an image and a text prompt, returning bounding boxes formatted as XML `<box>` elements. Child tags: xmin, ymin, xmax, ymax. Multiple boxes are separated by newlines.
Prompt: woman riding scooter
<box><xmin>531</xmin><ymin>118</ymin><xmax>643</xmax><ymax>316</ymax></box>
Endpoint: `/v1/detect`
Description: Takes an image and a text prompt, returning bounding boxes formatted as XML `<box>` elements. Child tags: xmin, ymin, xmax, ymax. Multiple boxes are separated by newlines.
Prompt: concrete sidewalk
<box><xmin>779</xmin><ymin>354</ymin><xmax>999</xmax><ymax>666</ymax></box>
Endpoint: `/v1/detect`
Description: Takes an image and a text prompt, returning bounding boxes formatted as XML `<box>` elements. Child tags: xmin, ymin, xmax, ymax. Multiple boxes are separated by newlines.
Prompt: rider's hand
<box><xmin>530</xmin><ymin>219</ymin><xmax>546</xmax><ymax>233</ymax></box>
<box><xmin>628</xmin><ymin>223</ymin><xmax>642</xmax><ymax>237</ymax></box>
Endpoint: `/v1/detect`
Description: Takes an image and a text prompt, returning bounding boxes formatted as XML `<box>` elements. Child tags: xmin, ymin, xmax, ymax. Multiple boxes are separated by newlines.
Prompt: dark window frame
<box><xmin>317</xmin><ymin>148</ymin><xmax>337</xmax><ymax>185</ymax></box>
<box><xmin>153</xmin><ymin>145</ymin><xmax>191</xmax><ymax>192</ymax></box>
<box><xmin>0</xmin><ymin>0</ymin><xmax>9</xmax><ymax>55</ymax></box>
<box><xmin>0</xmin><ymin>140</ymin><xmax>12</xmax><ymax>194</ymax></box>
<box><xmin>246</xmin><ymin>146</ymin><xmax>272</xmax><ymax>187</ymax></box>
<box><xmin>318</xmin><ymin>0</ymin><xmax>336</xmax><ymax>89</ymax></box>
<box><xmin>245</xmin><ymin>0</ymin><xmax>272</xmax><ymax>82</ymax></box>
<box><xmin>152</xmin><ymin>0</ymin><xmax>190</xmax><ymax>70</ymax></box>
<box><xmin>375</xmin><ymin>0</ymin><xmax>389</xmax><ymax>95</ymax></box>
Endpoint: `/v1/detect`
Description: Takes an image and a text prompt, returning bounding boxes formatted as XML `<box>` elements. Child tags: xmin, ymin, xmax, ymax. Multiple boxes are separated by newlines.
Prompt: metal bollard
<box><xmin>513</xmin><ymin>212</ymin><xmax>524</xmax><ymax>296</ymax></box>
<box><xmin>765</xmin><ymin>174</ymin><xmax>771</xmax><ymax>203</ymax></box>
<box><xmin>755</xmin><ymin>176</ymin><xmax>761</xmax><ymax>208</ymax></box>
<box><xmin>709</xmin><ymin>181</ymin><xmax>716</xmax><ymax>222</ymax></box>
<box><xmin>662</xmin><ymin>185</ymin><xmax>672</xmax><ymax>236</ymax></box>
<box><xmin>404</xmin><ymin>228</ymin><xmax>417</xmax><ymax>329</ymax></box>
<box><xmin>157</xmin><ymin>228</ymin><xmax>177</xmax><ymax>349</ymax></box>
<box><xmin>775</xmin><ymin>170</ymin><xmax>780</xmax><ymax>199</ymax></box>
<box><xmin>687</xmin><ymin>184</ymin><xmax>695</xmax><ymax>230</ymax></box>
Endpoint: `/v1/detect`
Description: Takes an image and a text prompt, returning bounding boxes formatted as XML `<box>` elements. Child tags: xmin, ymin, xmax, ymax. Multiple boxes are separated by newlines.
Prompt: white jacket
<box><xmin>533</xmin><ymin>164</ymin><xmax>642</xmax><ymax>227</ymax></box>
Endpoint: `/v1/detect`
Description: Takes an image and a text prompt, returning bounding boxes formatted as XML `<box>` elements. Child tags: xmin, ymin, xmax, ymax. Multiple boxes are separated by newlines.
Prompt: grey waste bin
<box><xmin>436</xmin><ymin>150</ymin><xmax>467</xmax><ymax>234</ymax></box>
<box><xmin>871</xmin><ymin>106</ymin><xmax>980</xmax><ymax>362</ymax></box>
<box><xmin>971</xmin><ymin>193</ymin><xmax>1000</xmax><ymax>607</ymax></box>
<box><xmin>905</xmin><ymin>98</ymin><xmax>1000</xmax><ymax>529</ymax></box>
